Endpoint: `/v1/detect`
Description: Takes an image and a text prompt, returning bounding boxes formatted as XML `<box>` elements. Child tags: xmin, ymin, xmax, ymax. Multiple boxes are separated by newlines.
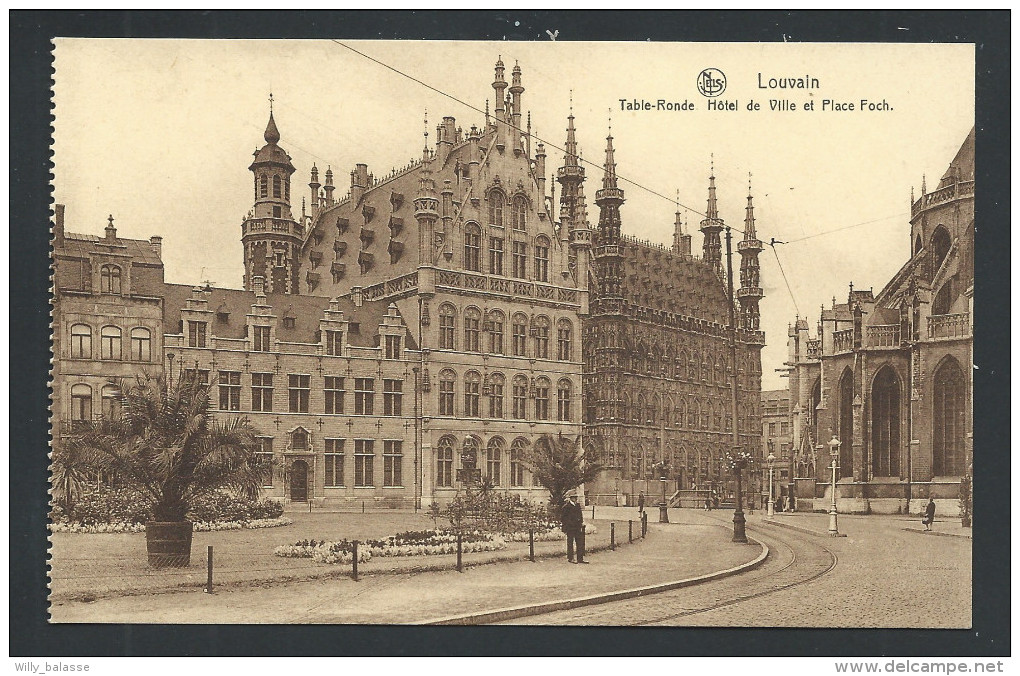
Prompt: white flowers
<box><xmin>273</xmin><ymin>530</ymin><xmax>509</xmax><ymax>565</ymax></box>
<box><xmin>50</xmin><ymin>517</ymin><xmax>293</xmax><ymax>534</ymax></box>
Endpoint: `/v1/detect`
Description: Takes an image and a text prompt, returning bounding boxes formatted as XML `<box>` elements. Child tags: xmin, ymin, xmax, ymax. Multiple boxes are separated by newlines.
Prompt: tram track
<box><xmin>505</xmin><ymin>518</ymin><xmax>837</xmax><ymax>626</ymax></box>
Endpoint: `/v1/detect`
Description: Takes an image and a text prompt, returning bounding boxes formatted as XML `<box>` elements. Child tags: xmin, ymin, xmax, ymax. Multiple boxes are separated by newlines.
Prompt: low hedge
<box><xmin>58</xmin><ymin>486</ymin><xmax>282</xmax><ymax>525</ymax></box>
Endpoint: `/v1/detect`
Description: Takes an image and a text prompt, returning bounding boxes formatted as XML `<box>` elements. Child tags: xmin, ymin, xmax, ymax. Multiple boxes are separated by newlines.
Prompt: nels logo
<box><xmin>697</xmin><ymin>68</ymin><xmax>727</xmax><ymax>97</ymax></box>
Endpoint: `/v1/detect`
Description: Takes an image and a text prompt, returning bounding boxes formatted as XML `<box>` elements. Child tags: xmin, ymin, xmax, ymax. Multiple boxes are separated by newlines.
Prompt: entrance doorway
<box><xmin>290</xmin><ymin>459</ymin><xmax>309</xmax><ymax>502</ymax></box>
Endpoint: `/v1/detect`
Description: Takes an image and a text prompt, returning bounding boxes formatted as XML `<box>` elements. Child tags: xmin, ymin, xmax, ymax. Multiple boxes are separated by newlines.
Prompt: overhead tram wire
<box><xmin>767</xmin><ymin>239</ymin><xmax>801</xmax><ymax>318</ymax></box>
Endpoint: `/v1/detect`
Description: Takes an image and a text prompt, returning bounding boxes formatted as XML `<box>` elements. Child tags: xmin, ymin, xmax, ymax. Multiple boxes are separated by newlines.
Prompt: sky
<box><xmin>52</xmin><ymin>39</ymin><xmax>974</xmax><ymax>390</ymax></box>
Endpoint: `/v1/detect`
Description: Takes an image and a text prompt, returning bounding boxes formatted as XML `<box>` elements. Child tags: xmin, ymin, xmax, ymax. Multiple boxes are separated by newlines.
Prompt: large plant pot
<box><xmin>146</xmin><ymin>521</ymin><xmax>194</xmax><ymax>568</ymax></box>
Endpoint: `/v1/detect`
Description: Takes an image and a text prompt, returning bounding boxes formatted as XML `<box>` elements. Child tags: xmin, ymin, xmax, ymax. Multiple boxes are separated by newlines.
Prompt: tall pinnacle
<box><xmin>564</xmin><ymin>111</ymin><xmax>579</xmax><ymax>167</ymax></box>
<box><xmin>602</xmin><ymin>132</ymin><xmax>618</xmax><ymax>190</ymax></box>
<box><xmin>706</xmin><ymin>160</ymin><xmax>719</xmax><ymax>221</ymax></box>
<box><xmin>743</xmin><ymin>175</ymin><xmax>757</xmax><ymax>240</ymax></box>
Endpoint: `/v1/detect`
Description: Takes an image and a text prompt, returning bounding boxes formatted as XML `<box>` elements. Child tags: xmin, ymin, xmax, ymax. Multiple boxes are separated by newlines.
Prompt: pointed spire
<box><xmin>602</xmin><ymin>128</ymin><xmax>618</xmax><ymax>191</ymax></box>
<box><xmin>264</xmin><ymin>94</ymin><xmax>281</xmax><ymax>145</ymax></box>
<box><xmin>706</xmin><ymin>155</ymin><xmax>719</xmax><ymax>220</ymax></box>
<box><xmin>743</xmin><ymin>172</ymin><xmax>757</xmax><ymax>240</ymax></box>
<box><xmin>564</xmin><ymin>106</ymin><xmax>579</xmax><ymax>167</ymax></box>
<box><xmin>921</xmin><ymin>173</ymin><xmax>927</xmax><ymax>195</ymax></box>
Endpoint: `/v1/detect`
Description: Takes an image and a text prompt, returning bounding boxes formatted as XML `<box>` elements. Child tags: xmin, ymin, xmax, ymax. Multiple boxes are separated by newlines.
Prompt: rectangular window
<box><xmin>780</xmin><ymin>422</ymin><xmax>789</xmax><ymax>435</ymax></box>
<box><xmin>769</xmin><ymin>422</ymin><xmax>777</xmax><ymax>436</ymax></box>
<box><xmin>189</xmin><ymin>321</ymin><xmax>207</xmax><ymax>348</ymax></box>
<box><xmin>325</xmin><ymin>330</ymin><xmax>343</xmax><ymax>356</ymax></box>
<box><xmin>184</xmin><ymin>368</ymin><xmax>210</xmax><ymax>385</ymax></box>
<box><xmin>218</xmin><ymin>371</ymin><xmax>241</xmax><ymax>410</ymax></box>
<box><xmin>256</xmin><ymin>437</ymin><xmax>274</xmax><ymax>487</ymax></box>
<box><xmin>512</xmin><ymin>380</ymin><xmax>527</xmax><ymax>419</ymax></box>
<box><xmin>489</xmin><ymin>237</ymin><xmax>504</xmax><ymax>276</ymax></box>
<box><xmin>439</xmin><ymin>377</ymin><xmax>454</xmax><ymax>416</ymax></box>
<box><xmin>437</xmin><ymin>444</ymin><xmax>453</xmax><ymax>488</ymax></box>
<box><xmin>512</xmin><ymin>320</ymin><xmax>527</xmax><ymax>357</ymax></box>
<box><xmin>557</xmin><ymin>326</ymin><xmax>572</xmax><ymax>361</ymax></box>
<box><xmin>383</xmin><ymin>379</ymin><xmax>403</xmax><ymax>416</ymax></box>
<box><xmin>251</xmin><ymin>373</ymin><xmax>273</xmax><ymax>412</ymax></box>
<box><xmin>534</xmin><ymin>324</ymin><xmax>549</xmax><ymax>359</ymax></box>
<box><xmin>354</xmin><ymin>378</ymin><xmax>375</xmax><ymax>415</ymax></box>
<box><xmin>464</xmin><ymin>377</ymin><xmax>480</xmax><ymax>417</ymax></box>
<box><xmin>288</xmin><ymin>374</ymin><xmax>310</xmax><ymax>413</ymax></box>
<box><xmin>489</xmin><ymin>379</ymin><xmax>504</xmax><ymax>419</ymax></box>
<box><xmin>253</xmin><ymin>325</ymin><xmax>271</xmax><ymax>351</ymax></box>
<box><xmin>510</xmin><ymin>449</ymin><xmax>525</xmax><ymax>487</ymax></box>
<box><xmin>324</xmin><ymin>376</ymin><xmax>344</xmax><ymax>414</ymax></box>
<box><xmin>354</xmin><ymin>439</ymin><xmax>375</xmax><ymax>487</ymax></box>
<box><xmin>324</xmin><ymin>438</ymin><xmax>344</xmax><ymax>487</ymax></box>
<box><xmin>535</xmin><ymin>243</ymin><xmax>549</xmax><ymax>282</ymax></box>
<box><xmin>384</xmin><ymin>335</ymin><xmax>402</xmax><ymax>360</ymax></box>
<box><xmin>512</xmin><ymin>241</ymin><xmax>527</xmax><ymax>279</ymax></box>
<box><xmin>535</xmin><ymin>383</ymin><xmax>549</xmax><ymax>421</ymax></box>
<box><xmin>383</xmin><ymin>440</ymin><xmax>403</xmax><ymax>487</ymax></box>
<box><xmin>489</xmin><ymin>316</ymin><xmax>504</xmax><ymax>354</ymax></box>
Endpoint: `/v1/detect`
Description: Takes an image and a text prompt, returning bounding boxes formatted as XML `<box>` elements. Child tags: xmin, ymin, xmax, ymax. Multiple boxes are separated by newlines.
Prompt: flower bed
<box><xmin>274</xmin><ymin>529</ymin><xmax>508</xmax><ymax>565</ymax></box>
<box><xmin>506</xmin><ymin>522</ymin><xmax>598</xmax><ymax>542</ymax></box>
<box><xmin>51</xmin><ymin>517</ymin><xmax>293</xmax><ymax>534</ymax></box>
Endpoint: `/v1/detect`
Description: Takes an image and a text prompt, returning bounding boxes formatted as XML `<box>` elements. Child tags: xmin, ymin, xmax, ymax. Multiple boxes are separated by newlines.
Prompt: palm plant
<box><xmin>68</xmin><ymin>372</ymin><xmax>268</xmax><ymax>522</ymax></box>
<box><xmin>50</xmin><ymin>440</ymin><xmax>101</xmax><ymax>519</ymax></box>
<box><xmin>524</xmin><ymin>433</ymin><xmax>602</xmax><ymax>519</ymax></box>
<box><xmin>65</xmin><ymin>372</ymin><xmax>268</xmax><ymax>567</ymax></box>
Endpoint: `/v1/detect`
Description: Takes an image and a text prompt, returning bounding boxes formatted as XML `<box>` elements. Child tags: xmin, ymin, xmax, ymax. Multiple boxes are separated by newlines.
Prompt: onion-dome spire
<box><xmin>264</xmin><ymin>111</ymin><xmax>281</xmax><ymax>145</ymax></box>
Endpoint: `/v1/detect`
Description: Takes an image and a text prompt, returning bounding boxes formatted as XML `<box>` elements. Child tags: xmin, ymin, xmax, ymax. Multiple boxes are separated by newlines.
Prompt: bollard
<box><xmin>456</xmin><ymin>532</ymin><xmax>463</xmax><ymax>572</ymax></box>
<box><xmin>628</xmin><ymin>520</ymin><xmax>633</xmax><ymax>543</ymax></box>
<box><xmin>592</xmin><ymin>504</ymin><xmax>595</xmax><ymax>519</ymax></box>
<box><xmin>610</xmin><ymin>522</ymin><xmax>616</xmax><ymax>550</ymax></box>
<box><xmin>351</xmin><ymin>540</ymin><xmax>359</xmax><ymax>581</ymax></box>
<box><xmin>362</xmin><ymin>500</ymin><xmax>365</xmax><ymax>514</ymax></box>
<box><xmin>308</xmin><ymin>499</ymin><xmax>312</xmax><ymax>513</ymax></box>
<box><xmin>205</xmin><ymin>545</ymin><xmax>213</xmax><ymax>594</ymax></box>
<box><xmin>642</xmin><ymin>512</ymin><xmax>648</xmax><ymax>537</ymax></box>
<box><xmin>529</xmin><ymin>529</ymin><xmax>535</xmax><ymax>562</ymax></box>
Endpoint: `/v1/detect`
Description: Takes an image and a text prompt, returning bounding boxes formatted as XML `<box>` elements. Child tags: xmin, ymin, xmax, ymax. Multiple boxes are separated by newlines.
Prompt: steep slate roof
<box><xmin>162</xmin><ymin>283</ymin><xmax>416</xmax><ymax>349</ymax></box>
<box><xmin>59</xmin><ymin>232</ymin><xmax>163</xmax><ymax>266</ymax></box>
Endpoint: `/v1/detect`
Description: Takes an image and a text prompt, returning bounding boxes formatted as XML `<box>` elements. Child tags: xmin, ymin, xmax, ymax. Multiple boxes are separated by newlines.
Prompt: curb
<box><xmin>755</xmin><ymin>517</ymin><xmax>846</xmax><ymax>538</ymax></box>
<box><xmin>416</xmin><ymin>537</ymin><xmax>769</xmax><ymax>626</ymax></box>
<box><xmin>901</xmin><ymin>527</ymin><xmax>972</xmax><ymax>540</ymax></box>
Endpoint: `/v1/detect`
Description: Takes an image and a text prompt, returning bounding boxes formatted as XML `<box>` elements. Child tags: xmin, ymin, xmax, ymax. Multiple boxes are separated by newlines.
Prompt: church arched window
<box><xmin>511</xmin><ymin>195</ymin><xmax>527</xmax><ymax>231</ymax></box>
<box><xmin>488</xmin><ymin>189</ymin><xmax>505</xmax><ymax>227</ymax></box>
<box><xmin>273</xmin><ymin>175</ymin><xmax>281</xmax><ymax>199</ymax></box>
<box><xmin>260</xmin><ymin>175</ymin><xmax>268</xmax><ymax>198</ymax></box>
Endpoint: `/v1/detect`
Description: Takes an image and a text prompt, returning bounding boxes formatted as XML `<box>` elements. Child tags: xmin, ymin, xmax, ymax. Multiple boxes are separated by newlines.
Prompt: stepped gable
<box><xmin>162</xmin><ymin>283</ymin><xmax>415</xmax><ymax>348</ymax></box>
<box><xmin>619</xmin><ymin>236</ymin><xmax>730</xmax><ymax>325</ymax></box>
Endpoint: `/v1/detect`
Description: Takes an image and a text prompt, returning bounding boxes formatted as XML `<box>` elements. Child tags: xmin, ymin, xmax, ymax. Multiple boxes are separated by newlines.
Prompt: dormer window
<box><xmin>283</xmin><ymin>317</ymin><xmax>296</xmax><ymax>329</ymax></box>
<box><xmin>100</xmin><ymin>265</ymin><xmax>122</xmax><ymax>294</ymax></box>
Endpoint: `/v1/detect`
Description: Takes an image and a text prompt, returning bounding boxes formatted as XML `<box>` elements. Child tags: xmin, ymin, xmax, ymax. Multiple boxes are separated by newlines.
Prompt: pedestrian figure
<box><xmin>923</xmin><ymin>498</ymin><xmax>936</xmax><ymax>531</ymax></box>
<box><xmin>713</xmin><ymin>493</ymin><xmax>720</xmax><ymax>510</ymax></box>
<box><xmin>562</xmin><ymin>493</ymin><xmax>587</xmax><ymax>563</ymax></box>
<box><xmin>637</xmin><ymin>491</ymin><xmax>646</xmax><ymax>516</ymax></box>
<box><xmin>704</xmin><ymin>495</ymin><xmax>711</xmax><ymax>511</ymax></box>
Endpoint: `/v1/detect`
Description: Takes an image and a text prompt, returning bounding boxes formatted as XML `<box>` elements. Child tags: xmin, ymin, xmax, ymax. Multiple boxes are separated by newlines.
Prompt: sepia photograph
<box><xmin>45</xmin><ymin>34</ymin><xmax>978</xmax><ymax>632</ymax></box>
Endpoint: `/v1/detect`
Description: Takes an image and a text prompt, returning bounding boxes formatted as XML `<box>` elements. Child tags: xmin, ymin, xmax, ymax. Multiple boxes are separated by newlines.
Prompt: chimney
<box><xmin>351</xmin><ymin>164</ymin><xmax>369</xmax><ymax>204</ymax></box>
<box><xmin>149</xmin><ymin>235</ymin><xmax>163</xmax><ymax>258</ymax></box>
<box><xmin>252</xmin><ymin>275</ymin><xmax>266</xmax><ymax>299</ymax></box>
<box><xmin>351</xmin><ymin>285</ymin><xmax>364</xmax><ymax>307</ymax></box>
<box><xmin>53</xmin><ymin>204</ymin><xmax>65</xmax><ymax>248</ymax></box>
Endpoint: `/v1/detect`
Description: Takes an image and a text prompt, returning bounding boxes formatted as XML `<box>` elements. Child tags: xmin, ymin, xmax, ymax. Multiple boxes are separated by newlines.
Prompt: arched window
<box><xmin>512</xmin><ymin>313</ymin><xmax>528</xmax><ymax>357</ymax></box>
<box><xmin>914</xmin><ymin>234</ymin><xmax>923</xmax><ymax>256</ymax></box>
<box><xmin>713</xmin><ymin>401</ymin><xmax>722</xmax><ymax>430</ymax></box>
<box><xmin>534</xmin><ymin>377</ymin><xmax>551</xmax><ymax>420</ymax></box>
<box><xmin>687</xmin><ymin>398</ymin><xmax>696</xmax><ymax>428</ymax></box>
<box><xmin>678</xmin><ymin>350</ymin><xmax>688</xmax><ymax>381</ymax></box>
<box><xmin>438</xmin><ymin>369</ymin><xmax>456</xmax><ymax>416</ymax></box>
<box><xmin>101</xmin><ymin>385</ymin><xmax>120</xmax><ymax>420</ymax></box>
<box><xmin>510</xmin><ymin>438</ymin><xmax>528</xmax><ymax>486</ymax></box>
<box><xmin>663</xmin><ymin>396</ymin><xmax>673</xmax><ymax>426</ymax></box>
<box><xmin>260</xmin><ymin>175</ymin><xmax>268</xmax><ymax>198</ymax></box>
<box><xmin>488</xmin><ymin>310</ymin><xmax>505</xmax><ymax>354</ymax></box>
<box><xmin>933</xmin><ymin>280</ymin><xmax>953</xmax><ymax>315</ymax></box>
<box><xmin>100</xmin><ymin>265</ymin><xmax>122</xmax><ymax>294</ymax></box>
<box><xmin>436</xmin><ymin>436</ymin><xmax>455</xmax><ymax>487</ymax></box>
<box><xmin>464</xmin><ymin>223</ymin><xmax>482</xmax><ymax>272</ymax></box>
<box><xmin>130</xmin><ymin>327</ymin><xmax>151</xmax><ymax>362</ymax></box>
<box><xmin>677</xmin><ymin>399</ymin><xmax>686</xmax><ymax>428</ymax></box>
<box><xmin>512</xmin><ymin>375</ymin><xmax>528</xmax><ymax>419</ymax></box>
<box><xmin>284</xmin><ymin>177</ymin><xmax>290</xmax><ymax>201</ymax></box>
<box><xmin>100</xmin><ymin>326</ymin><xmax>122</xmax><ymax>360</ymax></box>
<box><xmin>464</xmin><ymin>370</ymin><xmax>481</xmax><ymax>417</ymax></box>
<box><xmin>700</xmin><ymin>400</ymin><xmax>709</xmax><ymax>429</ymax></box>
<box><xmin>70</xmin><ymin>324</ymin><xmax>92</xmax><ymax>359</ymax></box>
<box><xmin>70</xmin><ymin>384</ymin><xmax>92</xmax><ymax>421</ymax></box>
<box><xmin>438</xmin><ymin>304</ymin><xmax>456</xmax><ymax>350</ymax></box>
<box><xmin>714</xmin><ymin>357</ymin><xmax>723</xmax><ymax>384</ymax></box>
<box><xmin>486</xmin><ymin>437</ymin><xmax>505</xmax><ymax>485</ymax></box>
<box><xmin>933</xmin><ymin>357</ymin><xmax>966</xmax><ymax>476</ymax></box>
<box><xmin>533</xmin><ymin>315</ymin><xmax>550</xmax><ymax>359</ymax></box>
<box><xmin>931</xmin><ymin>226</ymin><xmax>952</xmax><ymax>274</ymax></box>
<box><xmin>690</xmin><ymin>350</ymin><xmax>700</xmax><ymax>381</ymax></box>
<box><xmin>871</xmin><ymin>366</ymin><xmax>902</xmax><ymax>478</ymax></box>
<box><xmin>273</xmin><ymin>175</ymin><xmax>281</xmax><ymax>199</ymax></box>
<box><xmin>534</xmin><ymin>235</ymin><xmax>550</xmax><ymax>282</ymax></box>
<box><xmin>489</xmin><ymin>372</ymin><xmax>505</xmax><ymax>419</ymax></box>
<box><xmin>838</xmin><ymin>369</ymin><xmax>855</xmax><ymax>479</ymax></box>
<box><xmin>557</xmin><ymin>319</ymin><xmax>572</xmax><ymax>361</ymax></box>
<box><xmin>557</xmin><ymin>379</ymin><xmax>572</xmax><ymax>421</ymax></box>
<box><xmin>464</xmin><ymin>307</ymin><xmax>481</xmax><ymax>352</ymax></box>
<box><xmin>511</xmin><ymin>195</ymin><xmax>527</xmax><ymax>231</ymax></box>
<box><xmin>488</xmin><ymin>189</ymin><xmax>505</xmax><ymax>227</ymax></box>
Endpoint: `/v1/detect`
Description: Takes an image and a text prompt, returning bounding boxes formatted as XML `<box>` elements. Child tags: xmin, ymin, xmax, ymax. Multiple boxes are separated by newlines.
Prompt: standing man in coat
<box><xmin>562</xmin><ymin>493</ymin><xmax>587</xmax><ymax>563</ymax></box>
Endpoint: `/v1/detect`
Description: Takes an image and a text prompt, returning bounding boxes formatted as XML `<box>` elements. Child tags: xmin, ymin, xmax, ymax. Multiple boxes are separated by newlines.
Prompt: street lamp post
<box><xmin>732</xmin><ymin>453</ymin><xmax>747</xmax><ymax>543</ymax></box>
<box><xmin>653</xmin><ymin>460</ymin><xmax>669</xmax><ymax>523</ymax></box>
<box><xmin>767</xmin><ymin>448</ymin><xmax>776</xmax><ymax>518</ymax></box>
<box><xmin>827</xmin><ymin>435</ymin><xmax>841</xmax><ymax>537</ymax></box>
